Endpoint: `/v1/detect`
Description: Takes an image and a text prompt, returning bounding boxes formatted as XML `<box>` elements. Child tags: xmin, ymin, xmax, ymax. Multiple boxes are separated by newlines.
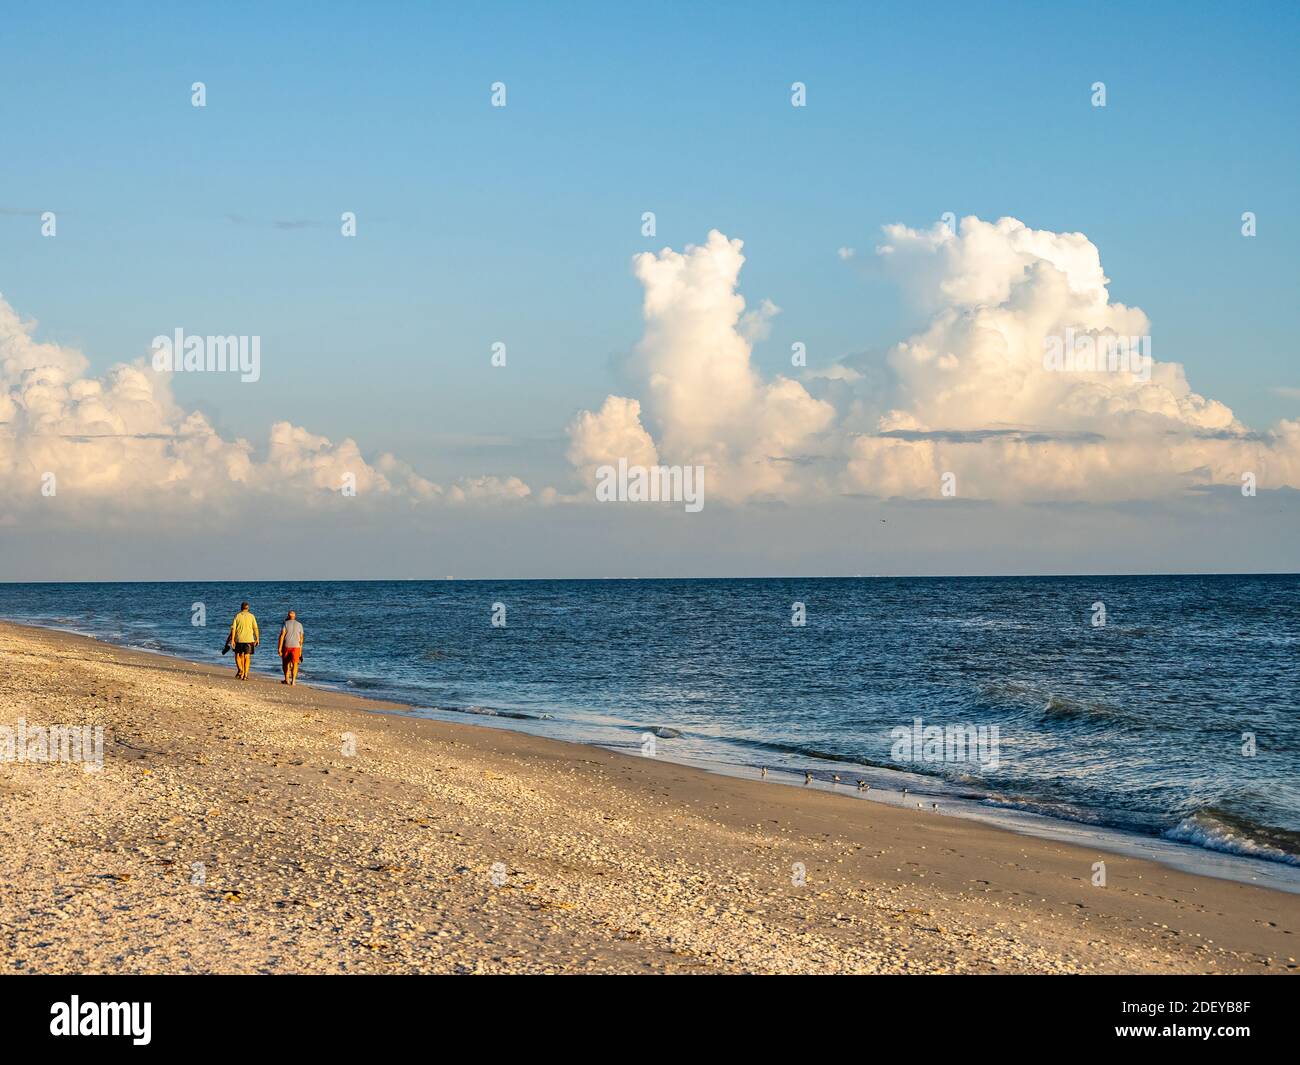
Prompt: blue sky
<box><xmin>1</xmin><ymin>2</ymin><xmax>1298</xmax><ymax>577</ymax></box>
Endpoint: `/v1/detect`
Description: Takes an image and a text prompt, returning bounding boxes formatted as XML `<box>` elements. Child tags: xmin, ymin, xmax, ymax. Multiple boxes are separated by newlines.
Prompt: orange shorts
<box><xmin>282</xmin><ymin>647</ymin><xmax>301</xmax><ymax>664</ymax></box>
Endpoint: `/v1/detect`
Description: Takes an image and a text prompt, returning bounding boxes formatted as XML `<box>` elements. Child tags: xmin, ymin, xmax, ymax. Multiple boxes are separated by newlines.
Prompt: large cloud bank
<box><xmin>0</xmin><ymin>296</ymin><xmax>529</xmax><ymax>518</ymax></box>
<box><xmin>569</xmin><ymin>217</ymin><xmax>1300</xmax><ymax>502</ymax></box>
<box><xmin>4</xmin><ymin>214</ymin><xmax>1295</xmax><ymax>528</ymax></box>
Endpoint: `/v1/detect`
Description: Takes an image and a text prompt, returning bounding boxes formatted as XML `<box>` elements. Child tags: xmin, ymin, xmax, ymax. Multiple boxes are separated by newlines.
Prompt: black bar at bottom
<box><xmin>0</xmin><ymin>973</ymin><xmax>1291</xmax><ymax>1051</ymax></box>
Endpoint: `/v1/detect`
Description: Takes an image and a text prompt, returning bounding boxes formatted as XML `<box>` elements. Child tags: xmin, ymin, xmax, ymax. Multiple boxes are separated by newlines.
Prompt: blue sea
<box><xmin>3</xmin><ymin>575</ymin><xmax>1298</xmax><ymax>884</ymax></box>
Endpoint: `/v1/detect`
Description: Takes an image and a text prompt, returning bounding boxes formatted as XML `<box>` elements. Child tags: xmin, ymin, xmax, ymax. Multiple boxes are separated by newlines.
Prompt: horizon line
<box><xmin>1</xmin><ymin>571</ymin><xmax>1297</xmax><ymax>585</ymax></box>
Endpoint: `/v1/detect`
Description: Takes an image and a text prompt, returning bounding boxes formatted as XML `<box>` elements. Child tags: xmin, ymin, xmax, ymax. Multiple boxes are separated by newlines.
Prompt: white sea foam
<box><xmin>1163</xmin><ymin>812</ymin><xmax>1300</xmax><ymax>866</ymax></box>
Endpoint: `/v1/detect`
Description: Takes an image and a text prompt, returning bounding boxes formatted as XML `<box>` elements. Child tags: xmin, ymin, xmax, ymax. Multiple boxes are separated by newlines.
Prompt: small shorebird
<box><xmin>856</xmin><ymin>781</ymin><xmax>869</xmax><ymax>792</ymax></box>
<box><xmin>917</xmin><ymin>801</ymin><xmax>924</xmax><ymax>808</ymax></box>
<box><xmin>760</xmin><ymin>767</ymin><xmax>768</xmax><ymax>778</ymax></box>
<box><xmin>932</xmin><ymin>802</ymin><xmax>939</xmax><ymax>810</ymax></box>
<box><xmin>831</xmin><ymin>773</ymin><xmax>841</xmax><ymax>784</ymax></box>
<box><xmin>804</xmin><ymin>771</ymin><xmax>813</xmax><ymax>784</ymax></box>
<box><xmin>902</xmin><ymin>788</ymin><xmax>908</xmax><ymax>799</ymax></box>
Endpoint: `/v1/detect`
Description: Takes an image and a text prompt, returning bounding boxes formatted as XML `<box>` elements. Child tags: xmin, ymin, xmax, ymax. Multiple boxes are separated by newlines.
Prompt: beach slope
<box><xmin>0</xmin><ymin>621</ymin><xmax>1295</xmax><ymax>974</ymax></box>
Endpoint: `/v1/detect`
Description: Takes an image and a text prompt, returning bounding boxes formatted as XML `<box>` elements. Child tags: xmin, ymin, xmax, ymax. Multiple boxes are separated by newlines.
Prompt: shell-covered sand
<box><xmin>1</xmin><ymin>621</ymin><xmax>1295</xmax><ymax>974</ymax></box>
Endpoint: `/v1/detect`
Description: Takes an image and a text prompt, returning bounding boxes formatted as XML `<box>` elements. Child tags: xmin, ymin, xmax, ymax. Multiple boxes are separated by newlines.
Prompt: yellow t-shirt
<box><xmin>230</xmin><ymin>611</ymin><xmax>259</xmax><ymax>644</ymax></box>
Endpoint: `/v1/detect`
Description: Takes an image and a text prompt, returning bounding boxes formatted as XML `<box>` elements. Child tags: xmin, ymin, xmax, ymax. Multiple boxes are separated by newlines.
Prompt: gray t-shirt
<box><xmin>281</xmin><ymin>620</ymin><xmax>304</xmax><ymax>649</ymax></box>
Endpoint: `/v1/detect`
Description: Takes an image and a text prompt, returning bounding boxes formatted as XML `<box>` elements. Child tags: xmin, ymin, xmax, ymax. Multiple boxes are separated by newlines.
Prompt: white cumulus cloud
<box><xmin>569</xmin><ymin>218</ymin><xmax>1300</xmax><ymax>504</ymax></box>
<box><xmin>845</xmin><ymin>216</ymin><xmax>1297</xmax><ymax>499</ymax></box>
<box><xmin>0</xmin><ymin>293</ymin><xmax>530</xmax><ymax>521</ymax></box>
<box><xmin>567</xmin><ymin>230</ymin><xmax>834</xmax><ymax>501</ymax></box>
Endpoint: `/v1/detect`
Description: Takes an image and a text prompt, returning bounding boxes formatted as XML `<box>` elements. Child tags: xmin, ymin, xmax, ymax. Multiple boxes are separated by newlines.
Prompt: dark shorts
<box><xmin>235</xmin><ymin>642</ymin><xmax>255</xmax><ymax>655</ymax></box>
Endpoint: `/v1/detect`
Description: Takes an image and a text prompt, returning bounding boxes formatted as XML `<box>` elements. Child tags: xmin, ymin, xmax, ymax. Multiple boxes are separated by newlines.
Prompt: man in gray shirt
<box><xmin>278</xmin><ymin>610</ymin><xmax>305</xmax><ymax>686</ymax></box>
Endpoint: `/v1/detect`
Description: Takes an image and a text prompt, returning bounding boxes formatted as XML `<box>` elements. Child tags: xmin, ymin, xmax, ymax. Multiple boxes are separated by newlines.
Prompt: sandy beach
<box><xmin>0</xmin><ymin>620</ymin><xmax>1296</xmax><ymax>975</ymax></box>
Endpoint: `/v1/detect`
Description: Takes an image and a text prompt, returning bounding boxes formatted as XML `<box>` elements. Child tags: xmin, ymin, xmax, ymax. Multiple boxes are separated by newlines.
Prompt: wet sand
<box><xmin>0</xmin><ymin>620</ymin><xmax>1296</xmax><ymax>974</ymax></box>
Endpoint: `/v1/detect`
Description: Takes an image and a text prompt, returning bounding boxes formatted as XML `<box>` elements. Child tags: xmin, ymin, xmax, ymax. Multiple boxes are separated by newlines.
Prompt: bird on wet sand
<box><xmin>804</xmin><ymin>771</ymin><xmax>813</xmax><ymax>784</ymax></box>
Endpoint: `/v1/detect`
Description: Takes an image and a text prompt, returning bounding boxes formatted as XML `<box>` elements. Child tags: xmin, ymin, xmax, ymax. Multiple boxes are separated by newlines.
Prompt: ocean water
<box><xmin>3</xmin><ymin>575</ymin><xmax>1298</xmax><ymax>878</ymax></box>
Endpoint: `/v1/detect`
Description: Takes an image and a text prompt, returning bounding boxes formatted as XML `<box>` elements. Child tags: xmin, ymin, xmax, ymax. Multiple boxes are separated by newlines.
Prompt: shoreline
<box><xmin>2</xmin><ymin>620</ymin><xmax>1297</xmax><ymax>973</ymax></box>
<box><xmin>8</xmin><ymin>615</ymin><xmax>1299</xmax><ymax>895</ymax></box>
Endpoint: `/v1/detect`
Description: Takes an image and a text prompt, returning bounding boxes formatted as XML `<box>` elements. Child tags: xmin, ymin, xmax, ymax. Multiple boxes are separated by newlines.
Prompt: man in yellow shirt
<box><xmin>228</xmin><ymin>601</ymin><xmax>260</xmax><ymax>680</ymax></box>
